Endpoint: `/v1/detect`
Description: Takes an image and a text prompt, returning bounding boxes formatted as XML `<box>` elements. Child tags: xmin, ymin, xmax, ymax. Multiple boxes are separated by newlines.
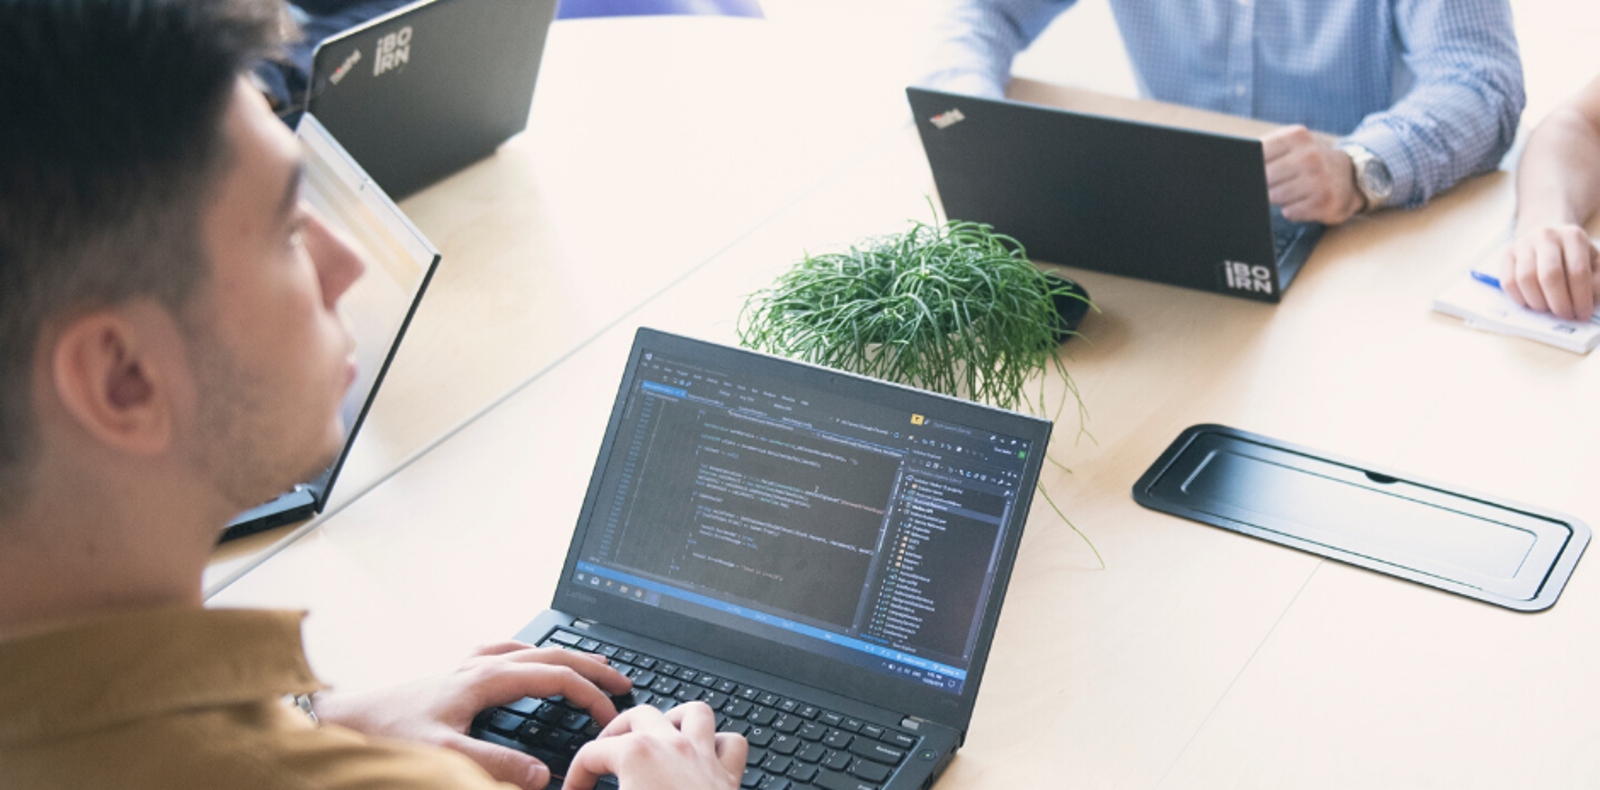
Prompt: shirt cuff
<box><xmin>1341</xmin><ymin>123</ymin><xmax>1418</xmax><ymax>210</ymax></box>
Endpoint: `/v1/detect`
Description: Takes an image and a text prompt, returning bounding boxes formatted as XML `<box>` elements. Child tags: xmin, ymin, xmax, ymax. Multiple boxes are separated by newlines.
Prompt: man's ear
<box><xmin>48</xmin><ymin>303</ymin><xmax>185</xmax><ymax>457</ymax></box>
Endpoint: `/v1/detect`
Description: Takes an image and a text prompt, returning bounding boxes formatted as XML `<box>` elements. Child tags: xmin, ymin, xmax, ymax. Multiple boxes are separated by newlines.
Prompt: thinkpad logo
<box><xmin>373</xmin><ymin>26</ymin><xmax>412</xmax><ymax>77</ymax></box>
<box><xmin>1220</xmin><ymin>260</ymin><xmax>1274</xmax><ymax>295</ymax></box>
<box><xmin>930</xmin><ymin>109</ymin><xmax>966</xmax><ymax>129</ymax></box>
<box><xmin>329</xmin><ymin>49</ymin><xmax>361</xmax><ymax>85</ymax></box>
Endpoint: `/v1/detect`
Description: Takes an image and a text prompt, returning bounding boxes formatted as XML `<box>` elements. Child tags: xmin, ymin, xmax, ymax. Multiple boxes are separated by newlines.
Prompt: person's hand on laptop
<box><xmin>1263</xmin><ymin>125</ymin><xmax>1364</xmax><ymax>225</ymax></box>
<box><xmin>312</xmin><ymin>641</ymin><xmax>633</xmax><ymax>789</ymax></box>
<box><xmin>1497</xmin><ymin>222</ymin><xmax>1600</xmax><ymax>320</ymax></box>
<box><xmin>563</xmin><ymin>702</ymin><xmax>746</xmax><ymax>790</ymax></box>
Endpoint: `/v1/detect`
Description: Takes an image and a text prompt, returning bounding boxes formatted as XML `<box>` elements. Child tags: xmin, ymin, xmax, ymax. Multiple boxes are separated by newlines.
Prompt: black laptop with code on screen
<box><xmin>469</xmin><ymin>328</ymin><xmax>1053</xmax><ymax>790</ymax></box>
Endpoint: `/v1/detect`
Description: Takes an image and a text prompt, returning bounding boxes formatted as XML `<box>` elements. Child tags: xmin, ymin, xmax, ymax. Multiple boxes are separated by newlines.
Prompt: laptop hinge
<box><xmin>572</xmin><ymin>619</ymin><xmax>596</xmax><ymax>630</ymax></box>
<box><xmin>899</xmin><ymin>716</ymin><xmax>930</xmax><ymax>731</ymax></box>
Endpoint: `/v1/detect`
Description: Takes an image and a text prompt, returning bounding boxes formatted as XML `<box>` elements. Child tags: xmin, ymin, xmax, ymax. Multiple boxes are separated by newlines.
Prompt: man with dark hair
<box><xmin>0</xmin><ymin>1</ymin><xmax>743</xmax><ymax>788</ymax></box>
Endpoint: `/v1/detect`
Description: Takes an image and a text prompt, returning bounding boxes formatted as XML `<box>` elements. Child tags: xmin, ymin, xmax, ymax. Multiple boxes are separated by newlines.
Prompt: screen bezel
<box><xmin>551</xmin><ymin>327</ymin><xmax>1052</xmax><ymax>730</ymax></box>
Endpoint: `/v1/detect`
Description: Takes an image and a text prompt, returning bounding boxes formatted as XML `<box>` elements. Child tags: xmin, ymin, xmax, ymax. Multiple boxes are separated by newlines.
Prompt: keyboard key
<box><xmin>840</xmin><ymin>718</ymin><xmax>863</xmax><ymax>733</ymax></box>
<box><xmin>777</xmin><ymin>698</ymin><xmax>799</xmax><ymax>713</ymax></box>
<box><xmin>546</xmin><ymin>631</ymin><xmax>581</xmax><ymax>646</ymax></box>
<box><xmin>674</xmin><ymin>686</ymin><xmax>704</xmax><ymax>702</ymax></box>
<box><xmin>757</xmin><ymin>693</ymin><xmax>780</xmax><ymax>707</ymax></box>
<box><xmin>814</xmin><ymin>769</ymin><xmax>876</xmax><ymax>790</ymax></box>
<box><xmin>758</xmin><ymin>775</ymin><xmax>792</xmax><ymax>790</ymax></box>
<box><xmin>749</xmin><ymin>707</ymin><xmax>778</xmax><ymax>726</ymax></box>
<box><xmin>819</xmin><ymin>712</ymin><xmax>844</xmax><ymax>727</ymax></box>
<box><xmin>797</xmin><ymin>705</ymin><xmax>820</xmax><ymax>720</ymax></box>
<box><xmin>747</xmin><ymin>727</ymin><xmax>774</xmax><ymax>747</ymax></box>
<box><xmin>772</xmin><ymin>713</ymin><xmax>801</xmax><ymax>734</ymax></box>
<box><xmin>769</xmin><ymin>734</ymin><xmax>801</xmax><ymax>756</ymax></box>
<box><xmin>741</xmin><ymin>767</ymin><xmax>763</xmax><ymax>788</ymax></box>
<box><xmin>504</xmin><ymin>697</ymin><xmax>540</xmax><ymax>716</ymax></box>
<box><xmin>740</xmin><ymin>687</ymin><xmax>762</xmax><ymax>702</ymax></box>
<box><xmin>484</xmin><ymin>709</ymin><xmax>525</xmax><ymax>736</ymax></box>
<box><xmin>860</xmin><ymin>724</ymin><xmax>884</xmax><ymax>740</ymax></box>
<box><xmin>696</xmin><ymin>674</ymin><xmax>720</xmax><ymax>688</ymax></box>
<box><xmin>883</xmin><ymin>731</ymin><xmax>917</xmax><ymax>749</ymax></box>
<box><xmin>533</xmin><ymin>705</ymin><xmax>565</xmax><ymax>725</ymax></box>
<box><xmin>761</xmin><ymin>755</ymin><xmax>793</xmax><ymax>775</ymax></box>
<box><xmin>634</xmin><ymin>656</ymin><xmax>657</xmax><ymax>670</ymax></box>
<box><xmin>558</xmin><ymin>712</ymin><xmax>592</xmax><ymax>732</ymax></box>
<box><xmin>797</xmin><ymin>743</ymin><xmax>826</xmax><ymax>763</ymax></box>
<box><xmin>788</xmin><ymin>763</ymin><xmax>819</xmax><ymax>783</ymax></box>
<box><xmin>659</xmin><ymin>663</ymin><xmax>681</xmax><ymax>676</ymax></box>
<box><xmin>822</xmin><ymin>750</ymin><xmax>851</xmax><ymax>772</ymax></box>
<box><xmin>716</xmin><ymin>680</ymin><xmax>739</xmax><ymax>695</ymax></box>
<box><xmin>724</xmin><ymin>720</ymin><xmax>752</xmax><ymax>737</ymax></box>
<box><xmin>848</xmin><ymin>739</ymin><xmax>905</xmax><ymax>765</ymax></box>
<box><xmin>578</xmin><ymin>638</ymin><xmax>602</xmax><ymax>652</ymax></box>
<box><xmin>746</xmin><ymin>747</ymin><xmax>767</xmax><ymax>767</ymax></box>
<box><xmin>650</xmin><ymin>696</ymin><xmax>677</xmax><ymax>712</ymax></box>
<box><xmin>703</xmin><ymin>691</ymin><xmax>730</xmax><ymax>709</ymax></box>
<box><xmin>851</xmin><ymin>759</ymin><xmax>891</xmax><ymax>783</ymax></box>
<box><xmin>651</xmin><ymin>678</ymin><xmax>681</xmax><ymax>696</ymax></box>
<box><xmin>723</xmin><ymin>700</ymin><xmax>753</xmax><ymax>719</ymax></box>
<box><xmin>676</xmin><ymin>668</ymin><xmax>699</xmax><ymax>683</ymax></box>
<box><xmin>823</xmin><ymin>730</ymin><xmax>853</xmax><ymax>750</ymax></box>
<box><xmin>799</xmin><ymin>723</ymin><xmax>827</xmax><ymax>742</ymax></box>
<box><xmin>597</xmin><ymin>644</ymin><xmax>619</xmax><ymax>658</ymax></box>
<box><xmin>617</xmin><ymin>650</ymin><xmax>639</xmax><ymax>664</ymax></box>
<box><xmin>632</xmin><ymin>670</ymin><xmax>658</xmax><ymax>688</ymax></box>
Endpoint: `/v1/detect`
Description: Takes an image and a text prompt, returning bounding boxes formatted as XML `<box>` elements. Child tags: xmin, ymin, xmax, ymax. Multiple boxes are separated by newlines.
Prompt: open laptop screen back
<box><xmin>557</xmin><ymin>329</ymin><xmax>1051</xmax><ymax>727</ymax></box>
<box><xmin>223</xmin><ymin>115</ymin><xmax>439</xmax><ymax>538</ymax></box>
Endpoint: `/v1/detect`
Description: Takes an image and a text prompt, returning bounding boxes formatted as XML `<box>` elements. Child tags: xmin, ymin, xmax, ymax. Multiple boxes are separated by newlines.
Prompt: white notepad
<box><xmin>1432</xmin><ymin>271</ymin><xmax>1600</xmax><ymax>354</ymax></box>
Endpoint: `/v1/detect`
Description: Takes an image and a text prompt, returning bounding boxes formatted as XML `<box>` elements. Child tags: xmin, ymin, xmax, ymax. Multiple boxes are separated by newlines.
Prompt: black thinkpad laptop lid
<box><xmin>548</xmin><ymin>329</ymin><xmax>1052</xmax><ymax>732</ymax></box>
<box><xmin>306</xmin><ymin>0</ymin><xmax>559</xmax><ymax>200</ymax></box>
<box><xmin>907</xmin><ymin>86</ymin><xmax>1322</xmax><ymax>302</ymax></box>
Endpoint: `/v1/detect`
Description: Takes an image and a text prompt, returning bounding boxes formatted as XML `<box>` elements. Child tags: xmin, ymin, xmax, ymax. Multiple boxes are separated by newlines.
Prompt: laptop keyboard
<box><xmin>1272</xmin><ymin>223</ymin><xmax>1304</xmax><ymax>258</ymax></box>
<box><xmin>469</xmin><ymin>629</ymin><xmax>922</xmax><ymax>790</ymax></box>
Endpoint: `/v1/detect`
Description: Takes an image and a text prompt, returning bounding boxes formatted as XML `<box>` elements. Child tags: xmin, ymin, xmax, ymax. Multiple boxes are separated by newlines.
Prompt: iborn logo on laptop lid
<box><xmin>1219</xmin><ymin>260</ymin><xmax>1275</xmax><ymax>295</ymax></box>
<box><xmin>372</xmin><ymin>26</ymin><xmax>412</xmax><ymax>77</ymax></box>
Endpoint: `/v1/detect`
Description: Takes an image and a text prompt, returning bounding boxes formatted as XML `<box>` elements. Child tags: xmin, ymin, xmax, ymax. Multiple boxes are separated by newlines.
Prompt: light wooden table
<box><xmin>210</xmin><ymin>5</ymin><xmax>1600</xmax><ymax>787</ymax></box>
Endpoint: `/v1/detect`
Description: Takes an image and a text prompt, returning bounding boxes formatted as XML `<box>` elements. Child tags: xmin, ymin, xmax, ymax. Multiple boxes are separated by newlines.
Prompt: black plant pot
<box><xmin>1043</xmin><ymin>272</ymin><xmax>1091</xmax><ymax>345</ymax></box>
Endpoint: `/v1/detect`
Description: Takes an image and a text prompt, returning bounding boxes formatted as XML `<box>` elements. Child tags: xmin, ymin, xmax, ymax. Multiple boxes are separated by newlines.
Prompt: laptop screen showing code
<box><xmin>573</xmin><ymin>350</ymin><xmax>1035</xmax><ymax>695</ymax></box>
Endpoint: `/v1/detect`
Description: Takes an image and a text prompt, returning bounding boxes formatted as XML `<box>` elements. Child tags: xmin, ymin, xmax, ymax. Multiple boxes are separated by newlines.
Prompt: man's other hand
<box><xmin>563</xmin><ymin>702</ymin><xmax>746</xmax><ymax>790</ymax></box>
<box><xmin>1499</xmin><ymin>224</ymin><xmax>1600</xmax><ymax>320</ymax></box>
<box><xmin>1264</xmin><ymin>125</ymin><xmax>1364</xmax><ymax>225</ymax></box>
<box><xmin>313</xmin><ymin>642</ymin><xmax>633</xmax><ymax>789</ymax></box>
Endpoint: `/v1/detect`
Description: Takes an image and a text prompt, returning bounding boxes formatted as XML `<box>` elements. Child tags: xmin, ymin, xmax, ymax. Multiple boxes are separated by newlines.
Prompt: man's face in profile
<box><xmin>181</xmin><ymin>79</ymin><xmax>369</xmax><ymax>511</ymax></box>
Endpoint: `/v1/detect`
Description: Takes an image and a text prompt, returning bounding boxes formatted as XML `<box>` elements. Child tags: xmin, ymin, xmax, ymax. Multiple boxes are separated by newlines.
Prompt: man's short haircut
<box><xmin>0</xmin><ymin>0</ymin><xmax>288</xmax><ymax>514</ymax></box>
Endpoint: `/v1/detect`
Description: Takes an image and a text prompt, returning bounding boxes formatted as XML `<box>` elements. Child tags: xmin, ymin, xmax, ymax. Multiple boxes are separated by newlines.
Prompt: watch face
<box><xmin>1360</xmin><ymin>156</ymin><xmax>1393</xmax><ymax>202</ymax></box>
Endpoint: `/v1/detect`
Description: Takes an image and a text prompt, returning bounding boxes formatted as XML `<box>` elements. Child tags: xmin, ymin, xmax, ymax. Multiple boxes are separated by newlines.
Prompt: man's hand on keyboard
<box><xmin>563</xmin><ymin>701</ymin><xmax>746</xmax><ymax>790</ymax></box>
<box><xmin>313</xmin><ymin>641</ymin><xmax>634</xmax><ymax>789</ymax></box>
<box><xmin>1264</xmin><ymin>125</ymin><xmax>1364</xmax><ymax>225</ymax></box>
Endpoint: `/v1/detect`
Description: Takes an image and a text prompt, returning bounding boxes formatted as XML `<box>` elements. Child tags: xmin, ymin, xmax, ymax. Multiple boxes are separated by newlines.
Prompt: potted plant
<box><xmin>738</xmin><ymin>214</ymin><xmax>1101</xmax><ymax>562</ymax></box>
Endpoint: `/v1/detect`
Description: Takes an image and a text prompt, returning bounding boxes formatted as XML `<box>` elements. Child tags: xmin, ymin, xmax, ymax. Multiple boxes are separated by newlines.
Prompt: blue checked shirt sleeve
<box><xmin>1342</xmin><ymin>0</ymin><xmax>1524</xmax><ymax>209</ymax></box>
<box><xmin>919</xmin><ymin>0</ymin><xmax>1076</xmax><ymax>99</ymax></box>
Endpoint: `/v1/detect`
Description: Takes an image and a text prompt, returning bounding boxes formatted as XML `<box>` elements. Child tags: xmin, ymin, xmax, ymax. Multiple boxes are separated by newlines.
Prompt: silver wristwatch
<box><xmin>1338</xmin><ymin>143</ymin><xmax>1393</xmax><ymax>211</ymax></box>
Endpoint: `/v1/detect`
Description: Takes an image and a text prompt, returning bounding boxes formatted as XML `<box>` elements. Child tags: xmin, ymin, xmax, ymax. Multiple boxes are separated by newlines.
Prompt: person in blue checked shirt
<box><xmin>919</xmin><ymin>0</ymin><xmax>1526</xmax><ymax>227</ymax></box>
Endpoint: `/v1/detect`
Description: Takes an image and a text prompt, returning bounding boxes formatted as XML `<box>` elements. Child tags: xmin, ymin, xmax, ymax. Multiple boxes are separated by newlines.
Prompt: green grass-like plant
<box><xmin>739</xmin><ymin>216</ymin><xmax>1101</xmax><ymax>565</ymax></box>
<box><xmin>739</xmin><ymin>216</ymin><xmax>1087</xmax><ymax>418</ymax></box>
